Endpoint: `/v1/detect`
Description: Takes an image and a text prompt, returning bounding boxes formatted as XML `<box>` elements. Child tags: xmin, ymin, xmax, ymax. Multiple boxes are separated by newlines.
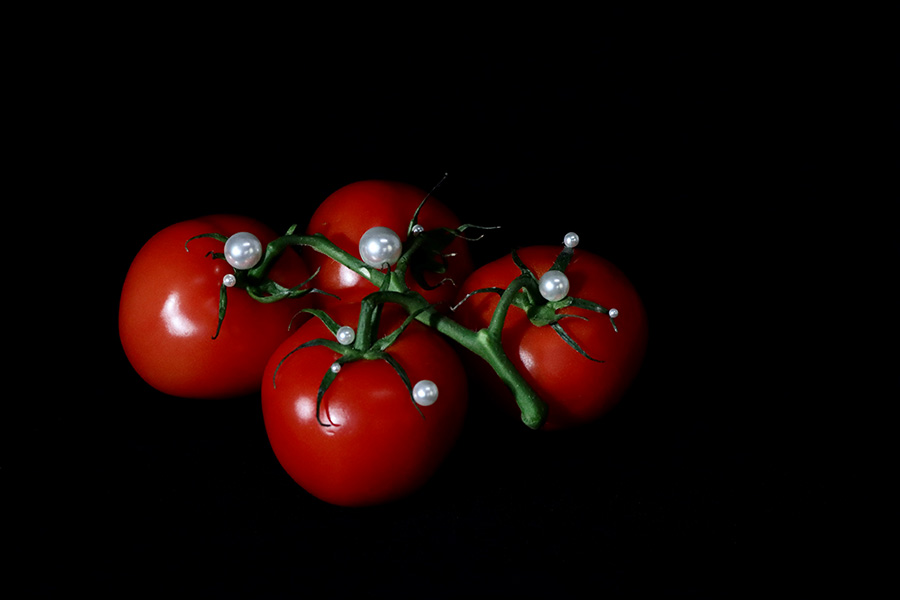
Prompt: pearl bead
<box><xmin>336</xmin><ymin>325</ymin><xmax>355</xmax><ymax>345</ymax></box>
<box><xmin>563</xmin><ymin>232</ymin><xmax>580</xmax><ymax>248</ymax></box>
<box><xmin>608</xmin><ymin>308</ymin><xmax>619</xmax><ymax>318</ymax></box>
<box><xmin>359</xmin><ymin>226</ymin><xmax>403</xmax><ymax>268</ymax></box>
<box><xmin>224</xmin><ymin>232</ymin><xmax>263</xmax><ymax>270</ymax></box>
<box><xmin>222</xmin><ymin>274</ymin><xmax>237</xmax><ymax>287</ymax></box>
<box><xmin>538</xmin><ymin>270</ymin><xmax>570</xmax><ymax>302</ymax></box>
<box><xmin>330</xmin><ymin>362</ymin><xmax>342</xmax><ymax>374</ymax></box>
<box><xmin>411</xmin><ymin>224</ymin><xmax>425</xmax><ymax>235</ymax></box>
<box><xmin>412</xmin><ymin>380</ymin><xmax>439</xmax><ymax>406</ymax></box>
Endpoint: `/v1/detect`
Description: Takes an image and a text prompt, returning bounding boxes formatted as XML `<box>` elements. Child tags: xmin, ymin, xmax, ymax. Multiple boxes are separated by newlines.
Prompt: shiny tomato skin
<box><xmin>261</xmin><ymin>303</ymin><xmax>468</xmax><ymax>507</ymax></box>
<box><xmin>454</xmin><ymin>246</ymin><xmax>648</xmax><ymax>430</ymax></box>
<box><xmin>119</xmin><ymin>215</ymin><xmax>313</xmax><ymax>399</ymax></box>
<box><xmin>304</xmin><ymin>180</ymin><xmax>473</xmax><ymax>310</ymax></box>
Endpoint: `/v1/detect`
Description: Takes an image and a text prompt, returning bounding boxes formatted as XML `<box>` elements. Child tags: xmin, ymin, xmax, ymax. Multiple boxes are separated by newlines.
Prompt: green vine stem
<box><xmin>252</xmin><ymin>230</ymin><xmax>549</xmax><ymax>429</ymax></box>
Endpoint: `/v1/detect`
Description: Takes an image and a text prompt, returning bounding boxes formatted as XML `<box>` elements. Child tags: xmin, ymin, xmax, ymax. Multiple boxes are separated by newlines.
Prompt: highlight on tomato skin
<box><xmin>260</xmin><ymin>303</ymin><xmax>469</xmax><ymax>507</ymax></box>
<box><xmin>453</xmin><ymin>245</ymin><xmax>649</xmax><ymax>430</ymax></box>
<box><xmin>303</xmin><ymin>180</ymin><xmax>475</xmax><ymax>311</ymax></box>
<box><xmin>118</xmin><ymin>214</ymin><xmax>315</xmax><ymax>400</ymax></box>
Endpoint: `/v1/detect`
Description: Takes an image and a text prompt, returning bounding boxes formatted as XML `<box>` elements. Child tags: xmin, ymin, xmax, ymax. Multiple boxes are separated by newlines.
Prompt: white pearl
<box><xmin>411</xmin><ymin>224</ymin><xmax>425</xmax><ymax>235</ymax></box>
<box><xmin>563</xmin><ymin>232</ymin><xmax>580</xmax><ymax>248</ymax></box>
<box><xmin>359</xmin><ymin>226</ymin><xmax>403</xmax><ymax>268</ymax></box>
<box><xmin>412</xmin><ymin>380</ymin><xmax>439</xmax><ymax>406</ymax></box>
<box><xmin>222</xmin><ymin>274</ymin><xmax>237</xmax><ymax>287</ymax></box>
<box><xmin>336</xmin><ymin>325</ymin><xmax>355</xmax><ymax>345</ymax></box>
<box><xmin>224</xmin><ymin>232</ymin><xmax>263</xmax><ymax>270</ymax></box>
<box><xmin>538</xmin><ymin>270</ymin><xmax>570</xmax><ymax>302</ymax></box>
<box><xmin>330</xmin><ymin>362</ymin><xmax>342</xmax><ymax>374</ymax></box>
<box><xmin>608</xmin><ymin>308</ymin><xmax>619</xmax><ymax>318</ymax></box>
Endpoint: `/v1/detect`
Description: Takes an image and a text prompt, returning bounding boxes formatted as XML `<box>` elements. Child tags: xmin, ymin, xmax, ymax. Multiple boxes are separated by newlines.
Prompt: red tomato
<box><xmin>453</xmin><ymin>246</ymin><xmax>648</xmax><ymax>430</ymax></box>
<box><xmin>261</xmin><ymin>303</ymin><xmax>468</xmax><ymax>507</ymax></box>
<box><xmin>119</xmin><ymin>215</ymin><xmax>314</xmax><ymax>399</ymax></box>
<box><xmin>304</xmin><ymin>180</ymin><xmax>474</xmax><ymax>310</ymax></box>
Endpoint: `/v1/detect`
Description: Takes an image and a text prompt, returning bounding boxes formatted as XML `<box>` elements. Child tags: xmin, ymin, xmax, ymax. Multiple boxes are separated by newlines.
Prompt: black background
<box><xmin>8</xmin><ymin>13</ymin><xmax>889</xmax><ymax>598</ymax></box>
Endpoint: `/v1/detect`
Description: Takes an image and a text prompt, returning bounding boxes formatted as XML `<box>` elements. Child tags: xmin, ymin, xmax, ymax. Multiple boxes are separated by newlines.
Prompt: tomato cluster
<box><xmin>119</xmin><ymin>180</ymin><xmax>648</xmax><ymax>506</ymax></box>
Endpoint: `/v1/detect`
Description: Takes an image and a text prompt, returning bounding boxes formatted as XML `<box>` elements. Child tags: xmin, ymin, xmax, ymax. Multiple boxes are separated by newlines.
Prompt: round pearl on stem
<box><xmin>224</xmin><ymin>232</ymin><xmax>263</xmax><ymax>270</ymax></box>
<box><xmin>412</xmin><ymin>380</ymin><xmax>439</xmax><ymax>406</ymax></box>
<box><xmin>330</xmin><ymin>362</ymin><xmax>342</xmax><ymax>374</ymax></box>
<box><xmin>222</xmin><ymin>274</ymin><xmax>237</xmax><ymax>287</ymax></box>
<box><xmin>336</xmin><ymin>326</ymin><xmax>356</xmax><ymax>346</ymax></box>
<box><xmin>563</xmin><ymin>232</ymin><xmax>580</xmax><ymax>248</ymax></box>
<box><xmin>538</xmin><ymin>270</ymin><xmax>570</xmax><ymax>302</ymax></box>
<box><xmin>359</xmin><ymin>226</ymin><xmax>403</xmax><ymax>268</ymax></box>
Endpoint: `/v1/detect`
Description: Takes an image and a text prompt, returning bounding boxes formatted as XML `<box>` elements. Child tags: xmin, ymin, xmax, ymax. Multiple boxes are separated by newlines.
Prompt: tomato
<box><xmin>261</xmin><ymin>302</ymin><xmax>468</xmax><ymax>507</ymax></box>
<box><xmin>304</xmin><ymin>180</ymin><xmax>474</xmax><ymax>310</ymax></box>
<box><xmin>119</xmin><ymin>215</ymin><xmax>314</xmax><ymax>399</ymax></box>
<box><xmin>453</xmin><ymin>245</ymin><xmax>648</xmax><ymax>430</ymax></box>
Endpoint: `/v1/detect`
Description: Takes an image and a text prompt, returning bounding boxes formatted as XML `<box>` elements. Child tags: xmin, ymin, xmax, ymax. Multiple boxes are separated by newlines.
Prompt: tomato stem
<box><xmin>244</xmin><ymin>229</ymin><xmax>551</xmax><ymax>429</ymax></box>
<box><xmin>255</xmin><ymin>233</ymin><xmax>389</xmax><ymax>289</ymax></box>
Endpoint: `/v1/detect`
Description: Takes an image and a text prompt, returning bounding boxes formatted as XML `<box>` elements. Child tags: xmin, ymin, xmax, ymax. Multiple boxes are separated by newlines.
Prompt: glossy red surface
<box><xmin>119</xmin><ymin>215</ymin><xmax>313</xmax><ymax>399</ymax></box>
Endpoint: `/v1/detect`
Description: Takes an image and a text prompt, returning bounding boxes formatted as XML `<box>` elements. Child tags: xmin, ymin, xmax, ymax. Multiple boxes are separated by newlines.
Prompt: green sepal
<box><xmin>184</xmin><ymin>232</ymin><xmax>228</xmax><ymax>251</ymax></box>
<box><xmin>291</xmin><ymin>307</ymin><xmax>342</xmax><ymax>334</ymax></box>
<box><xmin>271</xmin><ymin>338</ymin><xmax>347</xmax><ymax>389</ymax></box>
<box><xmin>550</xmin><ymin>321</ymin><xmax>604</xmax><ymax>362</ymax></box>
<box><xmin>375</xmin><ymin>351</ymin><xmax>424</xmax><ymax>420</ymax></box>
<box><xmin>315</xmin><ymin>354</ymin><xmax>356</xmax><ymax>427</ymax></box>
<box><xmin>454</xmin><ymin>223</ymin><xmax>502</xmax><ymax>241</ymax></box>
<box><xmin>511</xmin><ymin>249</ymin><xmax>537</xmax><ymax>281</ymax></box>
<box><xmin>549</xmin><ymin>245</ymin><xmax>575</xmax><ymax>272</ymax></box>
<box><xmin>245</xmin><ymin>267</ymin><xmax>334</xmax><ymax>304</ymax></box>
<box><xmin>405</xmin><ymin>172</ymin><xmax>447</xmax><ymax>237</ymax></box>
<box><xmin>509</xmin><ymin>250</ymin><xmax>543</xmax><ymax>308</ymax></box>
<box><xmin>567</xmin><ymin>297</ymin><xmax>619</xmax><ymax>333</ymax></box>
<box><xmin>362</xmin><ymin>290</ymin><xmax>417</xmax><ymax>309</ymax></box>
<box><xmin>246</xmin><ymin>281</ymin><xmax>310</xmax><ymax>303</ymax></box>
<box><xmin>212</xmin><ymin>282</ymin><xmax>228</xmax><ymax>340</ymax></box>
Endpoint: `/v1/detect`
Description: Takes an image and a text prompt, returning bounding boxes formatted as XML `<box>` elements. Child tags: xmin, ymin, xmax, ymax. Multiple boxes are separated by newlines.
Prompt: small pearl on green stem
<box><xmin>359</xmin><ymin>226</ymin><xmax>403</xmax><ymax>268</ymax></box>
<box><xmin>224</xmin><ymin>232</ymin><xmax>263</xmax><ymax>270</ymax></box>
<box><xmin>538</xmin><ymin>270</ymin><xmax>570</xmax><ymax>302</ymax></box>
<box><xmin>412</xmin><ymin>380</ymin><xmax>439</xmax><ymax>406</ymax></box>
<box><xmin>336</xmin><ymin>326</ymin><xmax>355</xmax><ymax>345</ymax></box>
